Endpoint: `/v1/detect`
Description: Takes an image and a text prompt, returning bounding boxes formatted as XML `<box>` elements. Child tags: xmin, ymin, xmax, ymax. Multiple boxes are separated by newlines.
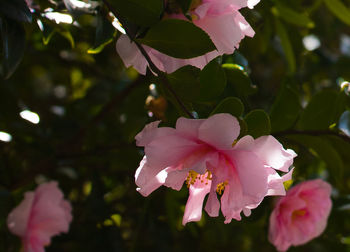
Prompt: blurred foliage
<box><xmin>1</xmin><ymin>0</ymin><xmax>350</xmax><ymax>251</ymax></box>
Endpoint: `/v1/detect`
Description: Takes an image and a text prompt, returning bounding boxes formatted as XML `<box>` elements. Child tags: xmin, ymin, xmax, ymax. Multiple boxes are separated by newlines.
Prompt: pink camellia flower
<box><xmin>116</xmin><ymin>0</ymin><xmax>260</xmax><ymax>74</ymax></box>
<box><xmin>135</xmin><ymin>113</ymin><xmax>296</xmax><ymax>224</ymax></box>
<box><xmin>7</xmin><ymin>181</ymin><xmax>72</xmax><ymax>252</ymax></box>
<box><xmin>269</xmin><ymin>179</ymin><xmax>332</xmax><ymax>251</ymax></box>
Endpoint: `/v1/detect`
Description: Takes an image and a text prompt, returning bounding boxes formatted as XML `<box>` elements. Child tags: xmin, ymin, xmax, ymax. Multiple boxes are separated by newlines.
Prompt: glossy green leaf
<box><xmin>275</xmin><ymin>19</ymin><xmax>295</xmax><ymax>73</ymax></box>
<box><xmin>324</xmin><ymin>0</ymin><xmax>350</xmax><ymax>26</ymax></box>
<box><xmin>272</xmin><ymin>2</ymin><xmax>314</xmax><ymax>28</ymax></box>
<box><xmin>88</xmin><ymin>11</ymin><xmax>116</xmax><ymax>54</ymax></box>
<box><xmin>138</xmin><ymin>19</ymin><xmax>216</xmax><ymax>59</ymax></box>
<box><xmin>198</xmin><ymin>59</ymin><xmax>226</xmax><ymax>101</ymax></box>
<box><xmin>222</xmin><ymin>64</ymin><xmax>257</xmax><ymax>98</ymax></box>
<box><xmin>287</xmin><ymin>135</ymin><xmax>344</xmax><ymax>187</ymax></box>
<box><xmin>166</xmin><ymin>65</ymin><xmax>201</xmax><ymax>101</ymax></box>
<box><xmin>245</xmin><ymin>109</ymin><xmax>271</xmax><ymax>138</ymax></box>
<box><xmin>112</xmin><ymin>0</ymin><xmax>163</xmax><ymax>26</ymax></box>
<box><xmin>298</xmin><ymin>90</ymin><xmax>338</xmax><ymax>130</ymax></box>
<box><xmin>0</xmin><ymin>18</ymin><xmax>26</xmax><ymax>79</ymax></box>
<box><xmin>270</xmin><ymin>85</ymin><xmax>301</xmax><ymax>132</ymax></box>
<box><xmin>210</xmin><ymin>97</ymin><xmax>244</xmax><ymax>117</ymax></box>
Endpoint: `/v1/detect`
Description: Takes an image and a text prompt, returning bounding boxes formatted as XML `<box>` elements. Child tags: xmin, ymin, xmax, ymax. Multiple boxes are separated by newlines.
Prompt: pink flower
<box><xmin>7</xmin><ymin>181</ymin><xmax>72</xmax><ymax>252</ymax></box>
<box><xmin>116</xmin><ymin>0</ymin><xmax>260</xmax><ymax>74</ymax></box>
<box><xmin>135</xmin><ymin>113</ymin><xmax>296</xmax><ymax>224</ymax></box>
<box><xmin>268</xmin><ymin>179</ymin><xmax>332</xmax><ymax>251</ymax></box>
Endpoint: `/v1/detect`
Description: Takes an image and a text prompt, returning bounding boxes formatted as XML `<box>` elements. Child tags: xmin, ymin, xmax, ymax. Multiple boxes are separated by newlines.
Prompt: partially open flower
<box><xmin>269</xmin><ymin>179</ymin><xmax>332</xmax><ymax>251</ymax></box>
<box><xmin>116</xmin><ymin>0</ymin><xmax>260</xmax><ymax>74</ymax></box>
<box><xmin>7</xmin><ymin>181</ymin><xmax>72</xmax><ymax>252</ymax></box>
<box><xmin>135</xmin><ymin>113</ymin><xmax>296</xmax><ymax>224</ymax></box>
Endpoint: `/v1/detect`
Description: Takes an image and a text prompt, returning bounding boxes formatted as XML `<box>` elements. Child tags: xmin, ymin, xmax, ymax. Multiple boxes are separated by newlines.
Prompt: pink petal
<box><xmin>145</xmin><ymin>134</ymin><xmax>199</xmax><ymax>169</ymax></box>
<box><xmin>251</xmin><ymin>135</ymin><xmax>297</xmax><ymax>172</ymax></box>
<box><xmin>175</xmin><ymin>117</ymin><xmax>206</xmax><ymax>139</ymax></box>
<box><xmin>7</xmin><ymin>192</ymin><xmax>34</xmax><ymax>237</ymax></box>
<box><xmin>220</xmin><ymin>176</ymin><xmax>244</xmax><ymax>223</ymax></box>
<box><xmin>198</xmin><ymin>113</ymin><xmax>240</xmax><ymax>150</ymax></box>
<box><xmin>135</xmin><ymin>121</ymin><xmax>175</xmax><ymax>147</ymax></box>
<box><xmin>228</xmin><ymin>150</ymin><xmax>268</xmax><ymax>203</ymax></box>
<box><xmin>164</xmin><ymin>168</ymin><xmax>188</xmax><ymax>191</ymax></box>
<box><xmin>204</xmin><ymin>176</ymin><xmax>221</xmax><ymax>217</ymax></box>
<box><xmin>182</xmin><ymin>174</ymin><xmax>211</xmax><ymax>225</ymax></box>
<box><xmin>194</xmin><ymin>13</ymin><xmax>246</xmax><ymax>54</ymax></box>
<box><xmin>135</xmin><ymin>156</ymin><xmax>167</xmax><ymax>196</ymax></box>
<box><xmin>116</xmin><ymin>35</ymin><xmax>149</xmax><ymax>75</ymax></box>
<box><xmin>266</xmin><ymin>167</ymin><xmax>294</xmax><ymax>196</ymax></box>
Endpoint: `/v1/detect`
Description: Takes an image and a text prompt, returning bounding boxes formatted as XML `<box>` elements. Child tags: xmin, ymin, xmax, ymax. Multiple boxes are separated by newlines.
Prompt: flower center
<box><xmin>186</xmin><ymin>170</ymin><xmax>212</xmax><ymax>187</ymax></box>
<box><xmin>292</xmin><ymin>209</ymin><xmax>307</xmax><ymax>221</ymax></box>
<box><xmin>185</xmin><ymin>170</ymin><xmax>228</xmax><ymax>195</ymax></box>
<box><xmin>216</xmin><ymin>181</ymin><xmax>228</xmax><ymax>195</ymax></box>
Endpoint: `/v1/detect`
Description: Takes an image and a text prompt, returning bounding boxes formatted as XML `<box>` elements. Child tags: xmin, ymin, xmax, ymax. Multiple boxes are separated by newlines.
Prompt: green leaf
<box><xmin>222</xmin><ymin>64</ymin><xmax>257</xmax><ymax>98</ymax></box>
<box><xmin>275</xmin><ymin>19</ymin><xmax>295</xmax><ymax>73</ymax></box>
<box><xmin>0</xmin><ymin>18</ymin><xmax>26</xmax><ymax>79</ymax></box>
<box><xmin>272</xmin><ymin>2</ymin><xmax>314</xmax><ymax>28</ymax></box>
<box><xmin>198</xmin><ymin>59</ymin><xmax>226</xmax><ymax>101</ymax></box>
<box><xmin>270</xmin><ymin>85</ymin><xmax>301</xmax><ymax>132</ymax></box>
<box><xmin>88</xmin><ymin>11</ymin><xmax>116</xmax><ymax>54</ymax></box>
<box><xmin>138</xmin><ymin>19</ymin><xmax>216</xmax><ymax>59</ymax></box>
<box><xmin>287</xmin><ymin>135</ymin><xmax>344</xmax><ymax>187</ymax></box>
<box><xmin>324</xmin><ymin>0</ymin><xmax>350</xmax><ymax>26</ymax></box>
<box><xmin>166</xmin><ymin>65</ymin><xmax>201</xmax><ymax>101</ymax></box>
<box><xmin>210</xmin><ymin>97</ymin><xmax>244</xmax><ymax>117</ymax></box>
<box><xmin>245</xmin><ymin>109</ymin><xmax>271</xmax><ymax>138</ymax></box>
<box><xmin>0</xmin><ymin>0</ymin><xmax>32</xmax><ymax>23</ymax></box>
<box><xmin>298</xmin><ymin>90</ymin><xmax>338</xmax><ymax>130</ymax></box>
<box><xmin>112</xmin><ymin>0</ymin><xmax>162</xmax><ymax>27</ymax></box>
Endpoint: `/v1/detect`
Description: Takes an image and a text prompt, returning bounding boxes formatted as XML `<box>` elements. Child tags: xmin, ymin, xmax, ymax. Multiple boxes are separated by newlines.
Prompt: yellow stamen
<box><xmin>186</xmin><ymin>170</ymin><xmax>211</xmax><ymax>188</ymax></box>
<box><xmin>216</xmin><ymin>181</ymin><xmax>228</xmax><ymax>195</ymax></box>
<box><xmin>292</xmin><ymin>209</ymin><xmax>307</xmax><ymax>221</ymax></box>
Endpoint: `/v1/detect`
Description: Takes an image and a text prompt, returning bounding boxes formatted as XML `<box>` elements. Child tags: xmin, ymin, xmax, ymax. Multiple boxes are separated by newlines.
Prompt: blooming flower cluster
<box><xmin>135</xmin><ymin>113</ymin><xmax>296</xmax><ymax>224</ymax></box>
<box><xmin>269</xmin><ymin>179</ymin><xmax>332</xmax><ymax>251</ymax></box>
<box><xmin>7</xmin><ymin>182</ymin><xmax>72</xmax><ymax>252</ymax></box>
<box><xmin>117</xmin><ymin>0</ymin><xmax>260</xmax><ymax>74</ymax></box>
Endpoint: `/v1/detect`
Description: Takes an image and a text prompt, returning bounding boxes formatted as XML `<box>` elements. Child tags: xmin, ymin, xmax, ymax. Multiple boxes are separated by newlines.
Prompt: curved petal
<box><xmin>198</xmin><ymin>113</ymin><xmax>240</xmax><ymax>150</ymax></box>
<box><xmin>164</xmin><ymin>168</ymin><xmax>188</xmax><ymax>191</ymax></box>
<box><xmin>7</xmin><ymin>192</ymin><xmax>34</xmax><ymax>237</ymax></box>
<box><xmin>204</xmin><ymin>176</ymin><xmax>220</xmax><ymax>217</ymax></box>
<box><xmin>251</xmin><ymin>135</ymin><xmax>297</xmax><ymax>172</ymax></box>
<box><xmin>182</xmin><ymin>174</ymin><xmax>211</xmax><ymax>225</ymax></box>
<box><xmin>135</xmin><ymin>121</ymin><xmax>175</xmax><ymax>147</ymax></box>
<box><xmin>116</xmin><ymin>35</ymin><xmax>149</xmax><ymax>75</ymax></box>
<box><xmin>266</xmin><ymin>167</ymin><xmax>294</xmax><ymax>196</ymax></box>
<box><xmin>175</xmin><ymin>117</ymin><xmax>206</xmax><ymax>139</ymax></box>
<box><xmin>194</xmin><ymin>14</ymin><xmax>239</xmax><ymax>54</ymax></box>
<box><xmin>220</xmin><ymin>176</ymin><xmax>244</xmax><ymax>223</ymax></box>
<box><xmin>228</xmin><ymin>150</ymin><xmax>268</xmax><ymax>203</ymax></box>
<box><xmin>135</xmin><ymin>156</ymin><xmax>167</xmax><ymax>196</ymax></box>
<box><xmin>145</xmin><ymin>134</ymin><xmax>200</xmax><ymax>169</ymax></box>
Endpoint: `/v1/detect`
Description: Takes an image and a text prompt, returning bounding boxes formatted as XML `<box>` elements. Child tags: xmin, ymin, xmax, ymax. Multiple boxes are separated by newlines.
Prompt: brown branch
<box><xmin>102</xmin><ymin>0</ymin><xmax>194</xmax><ymax>118</ymax></box>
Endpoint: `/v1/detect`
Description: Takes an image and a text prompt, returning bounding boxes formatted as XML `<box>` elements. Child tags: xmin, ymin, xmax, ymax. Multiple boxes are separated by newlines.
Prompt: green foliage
<box><xmin>138</xmin><ymin>19</ymin><xmax>216</xmax><ymax>59</ymax></box>
<box><xmin>245</xmin><ymin>109</ymin><xmax>271</xmax><ymax>138</ymax></box>
<box><xmin>111</xmin><ymin>0</ymin><xmax>163</xmax><ymax>27</ymax></box>
<box><xmin>0</xmin><ymin>0</ymin><xmax>350</xmax><ymax>251</ymax></box>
